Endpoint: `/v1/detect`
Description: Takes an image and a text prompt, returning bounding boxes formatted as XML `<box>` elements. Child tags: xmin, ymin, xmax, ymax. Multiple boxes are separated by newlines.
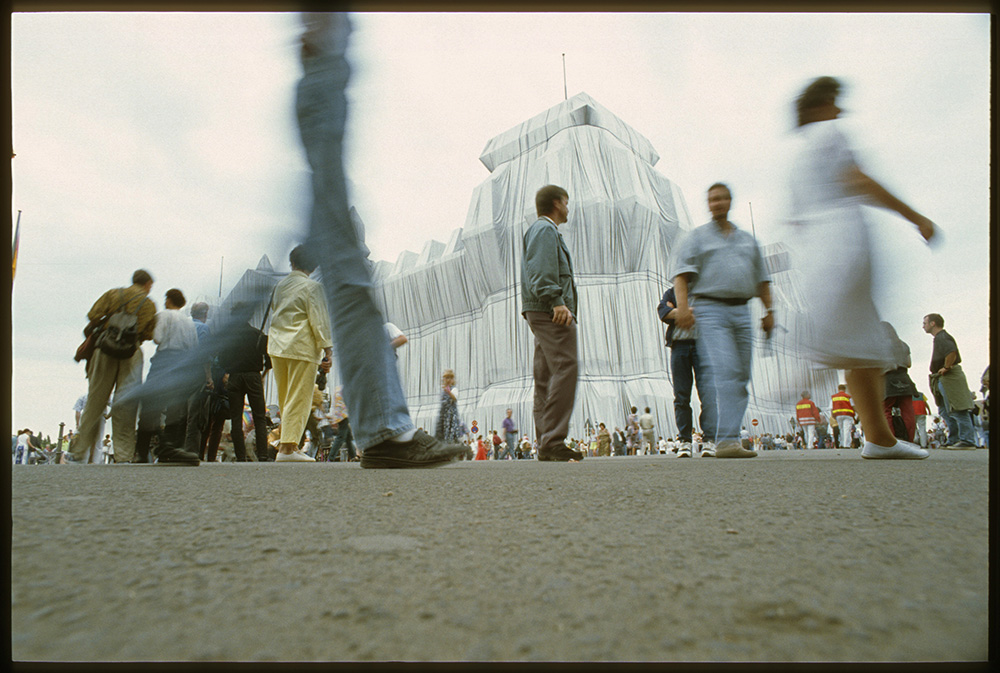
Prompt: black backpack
<box><xmin>95</xmin><ymin>290</ymin><xmax>148</xmax><ymax>359</ymax></box>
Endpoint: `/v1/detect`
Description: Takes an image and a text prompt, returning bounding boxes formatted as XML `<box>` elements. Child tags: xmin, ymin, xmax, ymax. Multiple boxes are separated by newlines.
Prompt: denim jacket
<box><xmin>520</xmin><ymin>217</ymin><xmax>578</xmax><ymax>318</ymax></box>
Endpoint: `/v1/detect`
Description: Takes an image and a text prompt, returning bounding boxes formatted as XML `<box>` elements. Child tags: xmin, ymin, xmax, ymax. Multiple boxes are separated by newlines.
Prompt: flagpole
<box><xmin>562</xmin><ymin>53</ymin><xmax>568</xmax><ymax>100</ymax></box>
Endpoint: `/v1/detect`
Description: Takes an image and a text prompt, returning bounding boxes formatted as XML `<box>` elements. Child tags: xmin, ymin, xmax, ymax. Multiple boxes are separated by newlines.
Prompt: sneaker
<box><xmin>62</xmin><ymin>453</ymin><xmax>87</xmax><ymax>465</ymax></box>
<box><xmin>714</xmin><ymin>439</ymin><xmax>756</xmax><ymax>459</ymax></box>
<box><xmin>941</xmin><ymin>441</ymin><xmax>977</xmax><ymax>450</ymax></box>
<box><xmin>155</xmin><ymin>448</ymin><xmax>201</xmax><ymax>465</ymax></box>
<box><xmin>275</xmin><ymin>450</ymin><xmax>316</xmax><ymax>463</ymax></box>
<box><xmin>360</xmin><ymin>429</ymin><xmax>471</xmax><ymax>469</ymax></box>
<box><xmin>676</xmin><ymin>442</ymin><xmax>692</xmax><ymax>458</ymax></box>
<box><xmin>861</xmin><ymin>440</ymin><xmax>929</xmax><ymax>460</ymax></box>
<box><xmin>700</xmin><ymin>441</ymin><xmax>717</xmax><ymax>458</ymax></box>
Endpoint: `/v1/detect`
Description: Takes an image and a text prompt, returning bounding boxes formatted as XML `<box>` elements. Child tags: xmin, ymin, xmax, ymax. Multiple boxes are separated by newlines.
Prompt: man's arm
<box><xmin>758</xmin><ymin>281</ymin><xmax>774</xmax><ymax>334</ymax></box>
<box><xmin>673</xmin><ymin>274</ymin><xmax>695</xmax><ymax>329</ymax></box>
<box><xmin>939</xmin><ymin>350</ymin><xmax>959</xmax><ymax>376</ymax></box>
<box><xmin>525</xmin><ymin>225</ymin><xmax>573</xmax><ymax>325</ymax></box>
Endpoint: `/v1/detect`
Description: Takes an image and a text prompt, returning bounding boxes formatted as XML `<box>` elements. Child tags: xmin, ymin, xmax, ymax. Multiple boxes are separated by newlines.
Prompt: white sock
<box><xmin>389</xmin><ymin>429</ymin><xmax>416</xmax><ymax>443</ymax></box>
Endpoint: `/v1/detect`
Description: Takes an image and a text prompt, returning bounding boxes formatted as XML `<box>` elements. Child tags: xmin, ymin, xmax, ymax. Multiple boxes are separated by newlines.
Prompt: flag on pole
<box><xmin>12</xmin><ymin>211</ymin><xmax>21</xmax><ymax>287</ymax></box>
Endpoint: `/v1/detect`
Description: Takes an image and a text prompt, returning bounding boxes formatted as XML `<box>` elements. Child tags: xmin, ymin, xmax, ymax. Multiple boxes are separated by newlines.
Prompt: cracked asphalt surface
<box><xmin>9</xmin><ymin>449</ymin><xmax>990</xmax><ymax>662</ymax></box>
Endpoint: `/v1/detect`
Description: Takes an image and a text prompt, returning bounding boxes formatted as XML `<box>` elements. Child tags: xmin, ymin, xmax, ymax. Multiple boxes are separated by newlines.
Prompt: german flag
<box><xmin>12</xmin><ymin>212</ymin><xmax>20</xmax><ymax>288</ymax></box>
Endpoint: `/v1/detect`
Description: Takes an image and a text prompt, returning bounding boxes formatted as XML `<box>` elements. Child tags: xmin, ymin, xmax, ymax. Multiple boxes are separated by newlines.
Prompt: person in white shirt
<box><xmin>133</xmin><ymin>288</ymin><xmax>202</xmax><ymax>464</ymax></box>
<box><xmin>385</xmin><ymin>322</ymin><xmax>407</xmax><ymax>354</ymax></box>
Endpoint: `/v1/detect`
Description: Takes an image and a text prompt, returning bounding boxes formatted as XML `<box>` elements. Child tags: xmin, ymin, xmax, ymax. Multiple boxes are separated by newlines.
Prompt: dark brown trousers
<box><xmin>525</xmin><ymin>311</ymin><xmax>578</xmax><ymax>453</ymax></box>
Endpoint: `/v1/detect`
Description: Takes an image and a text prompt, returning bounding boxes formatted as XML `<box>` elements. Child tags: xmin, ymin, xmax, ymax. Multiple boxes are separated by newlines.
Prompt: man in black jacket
<box><xmin>657</xmin><ymin>286</ymin><xmax>716</xmax><ymax>458</ymax></box>
<box><xmin>218</xmin><ymin>308</ymin><xmax>273</xmax><ymax>462</ymax></box>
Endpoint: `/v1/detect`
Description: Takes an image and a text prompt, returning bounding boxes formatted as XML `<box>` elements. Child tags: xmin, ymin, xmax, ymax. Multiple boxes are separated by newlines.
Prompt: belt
<box><xmin>698</xmin><ymin>295</ymin><xmax>750</xmax><ymax>305</ymax></box>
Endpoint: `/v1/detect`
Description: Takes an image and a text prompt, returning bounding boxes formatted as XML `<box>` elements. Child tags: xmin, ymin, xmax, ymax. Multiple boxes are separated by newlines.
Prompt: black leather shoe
<box><xmin>537</xmin><ymin>447</ymin><xmax>584</xmax><ymax>462</ymax></box>
<box><xmin>155</xmin><ymin>448</ymin><xmax>201</xmax><ymax>465</ymax></box>
<box><xmin>360</xmin><ymin>429</ymin><xmax>471</xmax><ymax>469</ymax></box>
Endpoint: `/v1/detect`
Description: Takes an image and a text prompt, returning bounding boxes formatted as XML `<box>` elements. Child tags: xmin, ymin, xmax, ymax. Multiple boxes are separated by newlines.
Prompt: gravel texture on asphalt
<box><xmin>10</xmin><ymin>449</ymin><xmax>989</xmax><ymax>662</ymax></box>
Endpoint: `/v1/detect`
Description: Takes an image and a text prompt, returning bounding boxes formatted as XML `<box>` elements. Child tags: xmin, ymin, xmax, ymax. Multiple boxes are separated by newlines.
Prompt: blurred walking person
<box><xmin>785</xmin><ymin>76</ymin><xmax>934</xmax><ymax>459</ymax></box>
<box><xmin>671</xmin><ymin>183</ymin><xmax>773</xmax><ymax>458</ymax></box>
<box><xmin>296</xmin><ymin>13</ymin><xmax>469</xmax><ymax>468</ymax></box>
<box><xmin>133</xmin><ymin>288</ymin><xmax>204</xmax><ymax>465</ymax></box>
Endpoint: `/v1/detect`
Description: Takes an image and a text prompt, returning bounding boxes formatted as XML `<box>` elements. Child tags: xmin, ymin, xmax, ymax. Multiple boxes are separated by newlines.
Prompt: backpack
<box><xmin>95</xmin><ymin>290</ymin><xmax>148</xmax><ymax>359</ymax></box>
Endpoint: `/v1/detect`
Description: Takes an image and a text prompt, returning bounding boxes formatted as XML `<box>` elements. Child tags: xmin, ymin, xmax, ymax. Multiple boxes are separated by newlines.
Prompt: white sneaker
<box><xmin>700</xmin><ymin>441</ymin><xmax>716</xmax><ymax>458</ymax></box>
<box><xmin>676</xmin><ymin>442</ymin><xmax>692</xmax><ymax>458</ymax></box>
<box><xmin>861</xmin><ymin>440</ymin><xmax>929</xmax><ymax>460</ymax></box>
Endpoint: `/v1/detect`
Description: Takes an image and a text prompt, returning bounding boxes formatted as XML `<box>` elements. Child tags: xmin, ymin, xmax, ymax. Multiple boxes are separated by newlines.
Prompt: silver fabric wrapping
<box><xmin>221</xmin><ymin>93</ymin><xmax>837</xmax><ymax>441</ymax></box>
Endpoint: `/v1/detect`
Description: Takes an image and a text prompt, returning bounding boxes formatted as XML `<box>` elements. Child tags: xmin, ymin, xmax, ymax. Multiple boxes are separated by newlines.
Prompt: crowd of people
<box><xmin>13</xmin><ymin>17</ymin><xmax>989</xmax><ymax>470</ymax></box>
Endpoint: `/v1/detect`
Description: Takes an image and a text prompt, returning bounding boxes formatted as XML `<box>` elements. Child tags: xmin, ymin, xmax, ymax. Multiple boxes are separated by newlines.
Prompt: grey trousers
<box><xmin>525</xmin><ymin>311</ymin><xmax>578</xmax><ymax>453</ymax></box>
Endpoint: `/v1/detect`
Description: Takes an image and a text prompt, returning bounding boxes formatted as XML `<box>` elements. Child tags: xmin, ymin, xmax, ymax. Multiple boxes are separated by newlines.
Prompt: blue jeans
<box><xmin>296</xmin><ymin>13</ymin><xmax>413</xmax><ymax>450</ymax></box>
<box><xmin>693</xmin><ymin>300</ymin><xmax>753</xmax><ymax>442</ymax></box>
<box><xmin>500</xmin><ymin>432</ymin><xmax>517</xmax><ymax>460</ymax></box>
<box><xmin>936</xmin><ymin>380</ymin><xmax>976</xmax><ymax>445</ymax></box>
<box><xmin>669</xmin><ymin>340</ymin><xmax>715</xmax><ymax>442</ymax></box>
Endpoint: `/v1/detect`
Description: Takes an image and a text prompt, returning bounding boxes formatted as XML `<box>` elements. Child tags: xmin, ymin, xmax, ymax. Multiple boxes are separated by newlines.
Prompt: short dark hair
<box><xmin>796</xmin><ymin>76</ymin><xmax>841</xmax><ymax>127</ymax></box>
<box><xmin>925</xmin><ymin>313</ymin><xmax>944</xmax><ymax>328</ymax></box>
<box><xmin>165</xmin><ymin>288</ymin><xmax>186</xmax><ymax>308</ymax></box>
<box><xmin>289</xmin><ymin>244</ymin><xmax>318</xmax><ymax>273</ymax></box>
<box><xmin>644</xmin><ymin>407</ymin><xmax>650</xmax><ymax>413</ymax></box>
<box><xmin>190</xmin><ymin>302</ymin><xmax>209</xmax><ymax>320</ymax></box>
<box><xmin>630</xmin><ymin>406</ymin><xmax>637</xmax><ymax>413</ymax></box>
<box><xmin>535</xmin><ymin>185</ymin><xmax>569</xmax><ymax>217</ymax></box>
<box><xmin>132</xmin><ymin>269</ymin><xmax>153</xmax><ymax>286</ymax></box>
<box><xmin>708</xmin><ymin>182</ymin><xmax>732</xmax><ymax>199</ymax></box>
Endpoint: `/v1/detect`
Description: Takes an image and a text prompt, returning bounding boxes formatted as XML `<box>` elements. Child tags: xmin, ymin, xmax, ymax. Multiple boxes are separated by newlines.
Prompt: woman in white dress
<box><xmin>788</xmin><ymin>76</ymin><xmax>936</xmax><ymax>460</ymax></box>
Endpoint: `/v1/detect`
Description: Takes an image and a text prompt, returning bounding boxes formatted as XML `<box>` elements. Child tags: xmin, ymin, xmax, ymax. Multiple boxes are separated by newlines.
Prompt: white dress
<box><xmin>785</xmin><ymin>119</ymin><xmax>896</xmax><ymax>371</ymax></box>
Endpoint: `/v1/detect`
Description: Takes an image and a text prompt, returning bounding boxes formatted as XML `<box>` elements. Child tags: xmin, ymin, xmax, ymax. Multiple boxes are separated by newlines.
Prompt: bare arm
<box><xmin>758</xmin><ymin>281</ymin><xmax>774</xmax><ymax>334</ymax></box>
<box><xmin>843</xmin><ymin>165</ymin><xmax>935</xmax><ymax>241</ymax></box>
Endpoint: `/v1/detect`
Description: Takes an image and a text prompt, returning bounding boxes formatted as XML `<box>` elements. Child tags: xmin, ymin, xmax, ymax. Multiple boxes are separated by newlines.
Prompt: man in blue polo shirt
<box><xmin>670</xmin><ymin>183</ymin><xmax>774</xmax><ymax>458</ymax></box>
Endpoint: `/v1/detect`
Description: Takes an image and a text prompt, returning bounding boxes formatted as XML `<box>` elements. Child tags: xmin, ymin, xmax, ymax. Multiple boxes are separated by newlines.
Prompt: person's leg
<box><xmin>276</xmin><ymin>359</ymin><xmax>315</xmax><ymax>454</ymax></box>
<box><xmin>899</xmin><ymin>396</ymin><xmax>916</xmax><ymax>442</ymax></box>
<box><xmin>847</xmin><ymin>369</ymin><xmax>896</xmax><ymax>446</ymax></box>
<box><xmin>529</xmin><ymin>322</ymin><xmax>552</xmax><ymax>446</ymax></box>
<box><xmin>297</xmin><ymin>13</ymin><xmax>413</xmax><ymax>452</ymax></box>
<box><xmin>915</xmin><ymin>414</ymin><xmax>928</xmax><ymax>448</ymax></box>
<box><xmin>228</xmin><ymin>378</ymin><xmax>249</xmax><ymax>462</ymax></box>
<box><xmin>70</xmin><ymin>352</ymin><xmax>117</xmax><ymax>461</ymax></box>
<box><xmin>847</xmin><ymin>369</ymin><xmax>927</xmax><ymax>459</ymax></box>
<box><xmin>204</xmin><ymin>408</ymin><xmax>225</xmax><ymax>462</ymax></box>
<box><xmin>696</xmin><ymin>302</ymin><xmax>750</xmax><ymax>444</ymax></box>
<box><xmin>109</xmin><ymin>350</ymin><xmax>143</xmax><ymax>463</ymax></box>
<box><xmin>243</xmin><ymin>372</ymin><xmax>271</xmax><ymax>462</ymax></box>
<box><xmin>935</xmin><ymin>380</ymin><xmax>960</xmax><ymax>444</ymax></box>
<box><xmin>526</xmin><ymin>312</ymin><xmax>578</xmax><ymax>454</ymax></box>
<box><xmin>690</xmin><ymin>342</ymin><xmax>716</xmax><ymax>444</ymax></box>
<box><xmin>183</xmin><ymin>384</ymin><xmax>208</xmax><ymax>456</ymax></box>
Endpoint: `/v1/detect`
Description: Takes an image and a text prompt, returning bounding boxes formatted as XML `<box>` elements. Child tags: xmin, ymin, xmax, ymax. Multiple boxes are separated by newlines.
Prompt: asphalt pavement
<box><xmin>9</xmin><ymin>448</ymin><xmax>991</xmax><ymax>662</ymax></box>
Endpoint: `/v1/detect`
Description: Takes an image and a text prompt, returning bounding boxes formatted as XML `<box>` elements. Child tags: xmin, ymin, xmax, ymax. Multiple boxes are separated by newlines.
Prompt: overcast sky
<box><xmin>10</xmin><ymin>11</ymin><xmax>990</xmax><ymax>438</ymax></box>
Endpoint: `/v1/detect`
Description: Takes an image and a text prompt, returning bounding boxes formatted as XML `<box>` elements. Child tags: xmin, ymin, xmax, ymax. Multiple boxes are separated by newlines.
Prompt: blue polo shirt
<box><xmin>671</xmin><ymin>220</ymin><xmax>769</xmax><ymax>299</ymax></box>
